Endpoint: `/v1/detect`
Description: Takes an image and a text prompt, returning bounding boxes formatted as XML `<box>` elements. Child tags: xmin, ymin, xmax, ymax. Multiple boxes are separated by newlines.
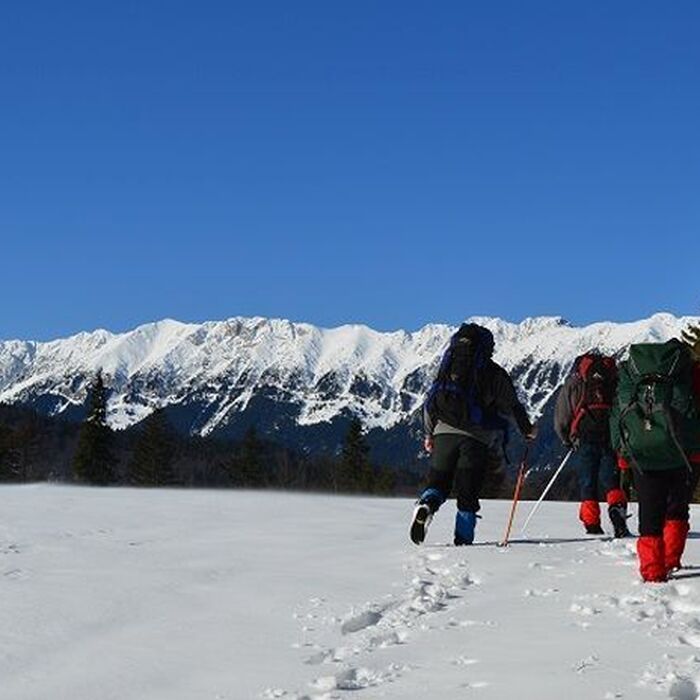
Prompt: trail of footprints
<box><xmin>266</xmin><ymin>537</ymin><xmax>700</xmax><ymax>699</ymax></box>
<box><xmin>0</xmin><ymin>541</ymin><xmax>26</xmax><ymax>581</ymax></box>
<box><xmin>571</xmin><ymin>540</ymin><xmax>700</xmax><ymax>699</ymax></box>
<box><xmin>264</xmin><ymin>551</ymin><xmax>489</xmax><ymax>699</ymax></box>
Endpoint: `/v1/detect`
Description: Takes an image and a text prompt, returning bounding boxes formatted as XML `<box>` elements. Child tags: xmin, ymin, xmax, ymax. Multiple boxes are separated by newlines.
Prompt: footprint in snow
<box><xmin>460</xmin><ymin>681</ymin><xmax>490</xmax><ymax>690</ymax></box>
<box><xmin>0</xmin><ymin>543</ymin><xmax>21</xmax><ymax>555</ymax></box>
<box><xmin>3</xmin><ymin>568</ymin><xmax>26</xmax><ymax>580</ymax></box>
<box><xmin>304</xmin><ymin>647</ymin><xmax>354</xmax><ymax>666</ymax></box>
<box><xmin>341</xmin><ymin>609</ymin><xmax>383</xmax><ymax>635</ymax></box>
<box><xmin>679</xmin><ymin>634</ymin><xmax>700</xmax><ymax>649</ymax></box>
<box><xmin>367</xmin><ymin>629</ymin><xmax>406</xmax><ymax>649</ymax></box>
<box><xmin>596</xmin><ymin>541</ymin><xmax>637</xmax><ymax>564</ymax></box>
<box><xmin>668</xmin><ymin>677</ymin><xmax>700</xmax><ymax>700</ymax></box>
<box><xmin>524</xmin><ymin>587</ymin><xmax>559</xmax><ymax>598</ymax></box>
<box><xmin>261</xmin><ymin>693</ymin><xmax>311</xmax><ymax>700</ymax></box>
<box><xmin>570</xmin><ymin>602</ymin><xmax>601</xmax><ymax>616</ymax></box>
<box><xmin>451</xmin><ymin>656</ymin><xmax>479</xmax><ymax>666</ymax></box>
<box><xmin>573</xmin><ymin>654</ymin><xmax>599</xmax><ymax>674</ymax></box>
<box><xmin>305</xmin><ymin>630</ymin><xmax>406</xmax><ymax>666</ymax></box>
<box><xmin>310</xmin><ymin>663</ymin><xmax>405</xmax><ymax>692</ymax></box>
<box><xmin>528</xmin><ymin>561</ymin><xmax>556</xmax><ymax>571</ymax></box>
<box><xmin>459</xmin><ymin>619</ymin><xmax>497</xmax><ymax>628</ymax></box>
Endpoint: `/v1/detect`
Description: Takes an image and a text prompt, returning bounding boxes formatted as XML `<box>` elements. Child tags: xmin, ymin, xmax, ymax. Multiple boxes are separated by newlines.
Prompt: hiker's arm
<box><xmin>422</xmin><ymin>402</ymin><xmax>435</xmax><ymax>437</ymax></box>
<box><xmin>494</xmin><ymin>368</ymin><xmax>533</xmax><ymax>437</ymax></box>
<box><xmin>609</xmin><ymin>383</ymin><xmax>622</xmax><ymax>453</ymax></box>
<box><xmin>554</xmin><ymin>377</ymin><xmax>574</xmax><ymax>446</ymax></box>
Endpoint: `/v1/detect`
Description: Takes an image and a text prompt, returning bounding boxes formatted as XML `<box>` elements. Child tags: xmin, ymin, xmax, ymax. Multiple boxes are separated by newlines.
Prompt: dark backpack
<box><xmin>424</xmin><ymin>323</ymin><xmax>501</xmax><ymax>430</ymax></box>
<box><xmin>568</xmin><ymin>353</ymin><xmax>617</xmax><ymax>445</ymax></box>
<box><xmin>613</xmin><ymin>339</ymin><xmax>698</xmax><ymax>471</ymax></box>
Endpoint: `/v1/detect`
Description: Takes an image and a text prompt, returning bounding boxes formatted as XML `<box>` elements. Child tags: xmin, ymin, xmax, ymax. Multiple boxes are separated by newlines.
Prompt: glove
<box><xmin>682</xmin><ymin>323</ymin><xmax>700</xmax><ymax>361</ymax></box>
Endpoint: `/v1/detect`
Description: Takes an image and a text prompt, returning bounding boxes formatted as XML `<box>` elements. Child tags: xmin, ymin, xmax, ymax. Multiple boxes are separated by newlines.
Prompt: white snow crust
<box><xmin>3</xmin><ymin>485</ymin><xmax>700</xmax><ymax>699</ymax></box>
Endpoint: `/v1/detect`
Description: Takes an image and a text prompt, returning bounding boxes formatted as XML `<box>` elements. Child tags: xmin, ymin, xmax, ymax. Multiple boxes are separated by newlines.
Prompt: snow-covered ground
<box><xmin>3</xmin><ymin>486</ymin><xmax>700</xmax><ymax>699</ymax></box>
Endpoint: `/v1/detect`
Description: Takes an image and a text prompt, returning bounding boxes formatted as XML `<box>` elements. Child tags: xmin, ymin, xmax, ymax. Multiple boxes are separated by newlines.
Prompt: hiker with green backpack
<box><xmin>611</xmin><ymin>336</ymin><xmax>700</xmax><ymax>582</ymax></box>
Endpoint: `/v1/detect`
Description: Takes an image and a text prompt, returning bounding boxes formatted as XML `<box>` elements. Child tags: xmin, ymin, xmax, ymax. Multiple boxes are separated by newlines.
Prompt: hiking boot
<box><xmin>454</xmin><ymin>510</ymin><xmax>477</xmax><ymax>546</ymax></box>
<box><xmin>609</xmin><ymin>504</ymin><xmax>631</xmax><ymax>539</ymax></box>
<box><xmin>585</xmin><ymin>523</ymin><xmax>605</xmax><ymax>535</ymax></box>
<box><xmin>410</xmin><ymin>503</ymin><xmax>433</xmax><ymax>545</ymax></box>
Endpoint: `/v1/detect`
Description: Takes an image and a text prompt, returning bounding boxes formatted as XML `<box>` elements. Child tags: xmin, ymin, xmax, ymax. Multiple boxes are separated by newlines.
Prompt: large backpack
<box><xmin>568</xmin><ymin>353</ymin><xmax>617</xmax><ymax>445</ymax></box>
<box><xmin>424</xmin><ymin>323</ymin><xmax>503</xmax><ymax>431</ymax></box>
<box><xmin>614</xmin><ymin>339</ymin><xmax>698</xmax><ymax>471</ymax></box>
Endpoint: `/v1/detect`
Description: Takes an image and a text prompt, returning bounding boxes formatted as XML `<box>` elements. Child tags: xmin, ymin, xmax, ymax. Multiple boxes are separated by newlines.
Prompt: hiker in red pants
<box><xmin>555</xmin><ymin>353</ymin><xmax>629</xmax><ymax>537</ymax></box>
<box><xmin>612</xmin><ymin>336</ymin><xmax>700</xmax><ymax>582</ymax></box>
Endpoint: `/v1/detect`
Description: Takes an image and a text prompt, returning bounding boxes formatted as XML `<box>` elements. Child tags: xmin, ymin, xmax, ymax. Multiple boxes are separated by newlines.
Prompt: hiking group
<box><xmin>410</xmin><ymin>322</ymin><xmax>700</xmax><ymax>583</ymax></box>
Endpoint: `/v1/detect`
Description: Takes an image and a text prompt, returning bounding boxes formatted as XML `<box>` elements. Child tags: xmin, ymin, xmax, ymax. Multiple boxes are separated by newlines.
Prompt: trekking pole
<box><xmin>498</xmin><ymin>446</ymin><xmax>529</xmax><ymax>547</ymax></box>
<box><xmin>520</xmin><ymin>448</ymin><xmax>574</xmax><ymax>536</ymax></box>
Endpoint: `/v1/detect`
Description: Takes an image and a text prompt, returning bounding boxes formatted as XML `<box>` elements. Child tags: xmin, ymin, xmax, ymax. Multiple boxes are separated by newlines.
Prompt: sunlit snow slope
<box><xmin>2</xmin><ymin>485</ymin><xmax>700</xmax><ymax>699</ymax></box>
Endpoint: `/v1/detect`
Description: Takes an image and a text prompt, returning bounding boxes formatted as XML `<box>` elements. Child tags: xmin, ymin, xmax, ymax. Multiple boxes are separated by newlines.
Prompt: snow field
<box><xmin>3</xmin><ymin>486</ymin><xmax>700</xmax><ymax>698</ymax></box>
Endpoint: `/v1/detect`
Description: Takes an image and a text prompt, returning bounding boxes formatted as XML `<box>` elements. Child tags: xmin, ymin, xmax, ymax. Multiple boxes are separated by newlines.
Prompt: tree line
<box><xmin>0</xmin><ymin>372</ymin><xmax>643</xmax><ymax>502</ymax></box>
<box><xmin>0</xmin><ymin>373</ymin><xmax>413</xmax><ymax>495</ymax></box>
<box><xmin>0</xmin><ymin>373</ymin><xmax>634</xmax><ymax>501</ymax></box>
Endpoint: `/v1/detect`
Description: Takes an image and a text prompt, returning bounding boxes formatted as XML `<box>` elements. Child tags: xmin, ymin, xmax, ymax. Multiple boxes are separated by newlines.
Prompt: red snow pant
<box><xmin>632</xmin><ymin>467</ymin><xmax>690</xmax><ymax>582</ymax></box>
<box><xmin>579</xmin><ymin>490</ymin><xmax>628</xmax><ymax>527</ymax></box>
<box><xmin>575</xmin><ymin>442</ymin><xmax>626</xmax><ymax>527</ymax></box>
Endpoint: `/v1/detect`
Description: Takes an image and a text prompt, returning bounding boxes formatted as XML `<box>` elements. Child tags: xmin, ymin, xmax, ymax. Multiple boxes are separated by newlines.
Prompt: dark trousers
<box><xmin>633</xmin><ymin>467</ymin><xmax>690</xmax><ymax>537</ymax></box>
<box><xmin>575</xmin><ymin>442</ymin><xmax>617</xmax><ymax>501</ymax></box>
<box><xmin>423</xmin><ymin>434</ymin><xmax>490</xmax><ymax>513</ymax></box>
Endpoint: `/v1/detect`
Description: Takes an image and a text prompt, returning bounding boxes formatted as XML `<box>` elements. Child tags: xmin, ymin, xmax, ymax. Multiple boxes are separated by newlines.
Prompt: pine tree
<box><xmin>127</xmin><ymin>409</ymin><xmax>178</xmax><ymax>487</ymax></box>
<box><xmin>228</xmin><ymin>427</ymin><xmax>266</xmax><ymax>487</ymax></box>
<box><xmin>15</xmin><ymin>413</ymin><xmax>42</xmax><ymax>481</ymax></box>
<box><xmin>72</xmin><ymin>372</ymin><xmax>116</xmax><ymax>485</ymax></box>
<box><xmin>0</xmin><ymin>424</ymin><xmax>18</xmax><ymax>482</ymax></box>
<box><xmin>338</xmin><ymin>419</ymin><xmax>374</xmax><ymax>492</ymax></box>
<box><xmin>373</xmin><ymin>465</ymin><xmax>396</xmax><ymax>495</ymax></box>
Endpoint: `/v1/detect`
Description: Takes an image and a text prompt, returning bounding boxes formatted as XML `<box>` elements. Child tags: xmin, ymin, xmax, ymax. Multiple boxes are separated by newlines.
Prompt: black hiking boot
<box><xmin>410</xmin><ymin>503</ymin><xmax>433</xmax><ymax>545</ymax></box>
<box><xmin>585</xmin><ymin>523</ymin><xmax>605</xmax><ymax>535</ymax></box>
<box><xmin>609</xmin><ymin>504</ymin><xmax>631</xmax><ymax>538</ymax></box>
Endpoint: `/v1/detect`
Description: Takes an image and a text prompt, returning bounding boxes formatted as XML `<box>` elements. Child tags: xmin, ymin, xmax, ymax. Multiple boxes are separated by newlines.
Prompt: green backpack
<box><xmin>612</xmin><ymin>339</ymin><xmax>698</xmax><ymax>471</ymax></box>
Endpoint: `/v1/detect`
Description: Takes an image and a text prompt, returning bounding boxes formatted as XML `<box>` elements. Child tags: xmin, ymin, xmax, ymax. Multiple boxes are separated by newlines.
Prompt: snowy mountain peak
<box><xmin>0</xmin><ymin>314</ymin><xmax>697</xmax><ymax>441</ymax></box>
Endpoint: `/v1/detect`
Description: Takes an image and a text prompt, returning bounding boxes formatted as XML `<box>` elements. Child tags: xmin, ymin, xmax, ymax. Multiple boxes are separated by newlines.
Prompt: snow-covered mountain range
<box><xmin>0</xmin><ymin>313</ymin><xmax>697</xmax><ymax>464</ymax></box>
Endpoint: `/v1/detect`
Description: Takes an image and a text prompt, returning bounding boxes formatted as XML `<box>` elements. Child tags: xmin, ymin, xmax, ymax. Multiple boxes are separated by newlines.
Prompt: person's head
<box><xmin>453</xmin><ymin>323</ymin><xmax>495</xmax><ymax>359</ymax></box>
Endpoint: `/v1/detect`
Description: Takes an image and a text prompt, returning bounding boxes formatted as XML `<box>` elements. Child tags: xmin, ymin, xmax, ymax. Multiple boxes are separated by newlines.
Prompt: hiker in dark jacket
<box><xmin>410</xmin><ymin>323</ymin><xmax>536</xmax><ymax>546</ymax></box>
<box><xmin>554</xmin><ymin>354</ymin><xmax>629</xmax><ymax>538</ymax></box>
<box><xmin>612</xmin><ymin>337</ymin><xmax>700</xmax><ymax>582</ymax></box>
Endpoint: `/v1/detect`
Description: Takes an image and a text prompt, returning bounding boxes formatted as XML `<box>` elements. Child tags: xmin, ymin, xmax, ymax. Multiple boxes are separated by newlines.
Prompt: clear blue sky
<box><xmin>1</xmin><ymin>1</ymin><xmax>699</xmax><ymax>340</ymax></box>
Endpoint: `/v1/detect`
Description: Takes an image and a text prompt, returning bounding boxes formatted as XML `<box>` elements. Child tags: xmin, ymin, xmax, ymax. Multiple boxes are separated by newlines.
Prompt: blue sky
<box><xmin>1</xmin><ymin>1</ymin><xmax>699</xmax><ymax>339</ymax></box>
